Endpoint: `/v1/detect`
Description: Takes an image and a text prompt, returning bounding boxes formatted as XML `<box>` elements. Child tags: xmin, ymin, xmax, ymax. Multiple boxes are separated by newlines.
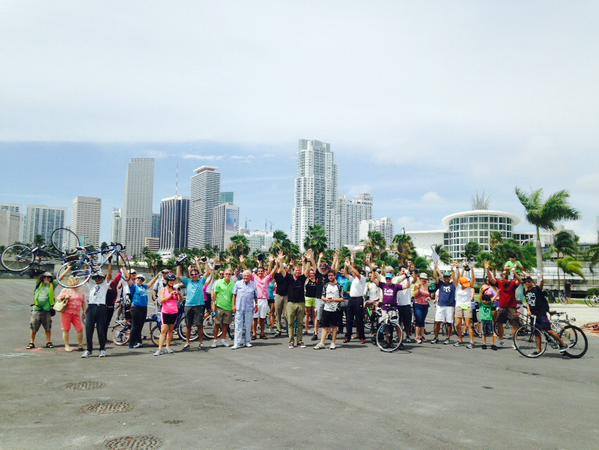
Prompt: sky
<box><xmin>1</xmin><ymin>1</ymin><xmax>598</xmax><ymax>243</ymax></box>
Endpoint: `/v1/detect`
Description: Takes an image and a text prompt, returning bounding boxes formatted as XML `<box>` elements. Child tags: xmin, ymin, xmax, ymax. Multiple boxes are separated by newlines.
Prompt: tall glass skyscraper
<box><xmin>159</xmin><ymin>195</ymin><xmax>189</xmax><ymax>251</ymax></box>
<box><xmin>291</xmin><ymin>139</ymin><xmax>337</xmax><ymax>250</ymax></box>
<box><xmin>23</xmin><ymin>205</ymin><xmax>65</xmax><ymax>246</ymax></box>
<box><xmin>72</xmin><ymin>196</ymin><xmax>101</xmax><ymax>247</ymax></box>
<box><xmin>121</xmin><ymin>158</ymin><xmax>154</xmax><ymax>257</ymax></box>
<box><xmin>189</xmin><ymin>166</ymin><xmax>221</xmax><ymax>249</ymax></box>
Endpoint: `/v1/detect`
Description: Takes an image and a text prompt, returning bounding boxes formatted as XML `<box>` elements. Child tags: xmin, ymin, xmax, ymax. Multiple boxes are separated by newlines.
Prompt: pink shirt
<box><xmin>161</xmin><ymin>288</ymin><xmax>181</xmax><ymax>315</ymax></box>
<box><xmin>253</xmin><ymin>273</ymin><xmax>273</xmax><ymax>300</ymax></box>
<box><xmin>413</xmin><ymin>287</ymin><xmax>431</xmax><ymax>306</ymax></box>
<box><xmin>58</xmin><ymin>288</ymin><xmax>86</xmax><ymax>314</ymax></box>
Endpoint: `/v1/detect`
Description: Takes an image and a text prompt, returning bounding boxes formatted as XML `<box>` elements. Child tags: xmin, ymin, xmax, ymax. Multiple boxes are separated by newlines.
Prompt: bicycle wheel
<box><xmin>112</xmin><ymin>323</ymin><xmax>131</xmax><ymax>346</ymax></box>
<box><xmin>50</xmin><ymin>227</ymin><xmax>80</xmax><ymax>255</ymax></box>
<box><xmin>56</xmin><ymin>261</ymin><xmax>91</xmax><ymax>288</ymax></box>
<box><xmin>203</xmin><ymin>313</ymin><xmax>216</xmax><ymax>339</ymax></box>
<box><xmin>375</xmin><ymin>322</ymin><xmax>403</xmax><ymax>352</ymax></box>
<box><xmin>560</xmin><ymin>325</ymin><xmax>588</xmax><ymax>358</ymax></box>
<box><xmin>150</xmin><ymin>323</ymin><xmax>161</xmax><ymax>346</ymax></box>
<box><xmin>1</xmin><ymin>244</ymin><xmax>34</xmax><ymax>272</ymax></box>
<box><xmin>178</xmin><ymin>317</ymin><xmax>199</xmax><ymax>342</ymax></box>
<box><xmin>513</xmin><ymin>326</ymin><xmax>546</xmax><ymax>358</ymax></box>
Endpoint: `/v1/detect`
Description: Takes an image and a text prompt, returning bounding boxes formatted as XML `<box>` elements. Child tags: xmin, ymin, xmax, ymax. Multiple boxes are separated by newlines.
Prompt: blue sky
<box><xmin>1</xmin><ymin>1</ymin><xmax>597</xmax><ymax>242</ymax></box>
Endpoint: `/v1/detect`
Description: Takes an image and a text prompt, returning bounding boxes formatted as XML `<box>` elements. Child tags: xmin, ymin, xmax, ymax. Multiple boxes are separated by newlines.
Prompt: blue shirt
<box><xmin>130</xmin><ymin>284</ymin><xmax>150</xmax><ymax>308</ymax></box>
<box><xmin>182</xmin><ymin>277</ymin><xmax>206</xmax><ymax>307</ymax></box>
<box><xmin>437</xmin><ymin>281</ymin><xmax>456</xmax><ymax>307</ymax></box>
<box><xmin>268</xmin><ymin>282</ymin><xmax>276</xmax><ymax>300</ymax></box>
<box><xmin>337</xmin><ymin>275</ymin><xmax>352</xmax><ymax>299</ymax></box>
<box><xmin>233</xmin><ymin>280</ymin><xmax>258</xmax><ymax>311</ymax></box>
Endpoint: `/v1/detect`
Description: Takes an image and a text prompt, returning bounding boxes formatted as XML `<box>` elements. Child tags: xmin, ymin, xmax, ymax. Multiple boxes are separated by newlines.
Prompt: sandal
<box><xmin>45</xmin><ymin>342</ymin><xmax>54</xmax><ymax>348</ymax></box>
<box><xmin>26</xmin><ymin>342</ymin><xmax>35</xmax><ymax>349</ymax></box>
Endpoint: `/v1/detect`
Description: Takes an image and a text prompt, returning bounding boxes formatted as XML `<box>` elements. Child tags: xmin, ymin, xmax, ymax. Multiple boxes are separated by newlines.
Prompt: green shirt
<box><xmin>214</xmin><ymin>279</ymin><xmax>235</xmax><ymax>311</ymax></box>
<box><xmin>479</xmin><ymin>301</ymin><xmax>495</xmax><ymax>322</ymax></box>
<box><xmin>503</xmin><ymin>260</ymin><xmax>524</xmax><ymax>274</ymax></box>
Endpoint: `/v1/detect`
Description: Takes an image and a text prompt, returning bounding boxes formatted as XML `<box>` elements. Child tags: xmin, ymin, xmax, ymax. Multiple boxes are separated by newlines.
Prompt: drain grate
<box><xmin>104</xmin><ymin>435</ymin><xmax>162</xmax><ymax>449</ymax></box>
<box><xmin>81</xmin><ymin>400</ymin><xmax>132</xmax><ymax>414</ymax></box>
<box><xmin>65</xmin><ymin>381</ymin><xmax>106</xmax><ymax>391</ymax></box>
<box><xmin>163</xmin><ymin>419</ymin><xmax>183</xmax><ymax>425</ymax></box>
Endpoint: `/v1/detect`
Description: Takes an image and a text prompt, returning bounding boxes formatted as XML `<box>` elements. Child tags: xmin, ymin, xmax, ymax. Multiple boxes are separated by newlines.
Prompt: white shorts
<box><xmin>254</xmin><ymin>299</ymin><xmax>270</xmax><ymax>319</ymax></box>
<box><xmin>435</xmin><ymin>306</ymin><xmax>455</xmax><ymax>323</ymax></box>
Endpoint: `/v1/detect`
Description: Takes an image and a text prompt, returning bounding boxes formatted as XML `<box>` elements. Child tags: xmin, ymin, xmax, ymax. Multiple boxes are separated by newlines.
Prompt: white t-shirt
<box><xmin>323</xmin><ymin>283</ymin><xmax>341</xmax><ymax>312</ymax></box>
<box><xmin>455</xmin><ymin>285</ymin><xmax>473</xmax><ymax>309</ymax></box>
<box><xmin>364</xmin><ymin>282</ymin><xmax>382</xmax><ymax>302</ymax></box>
<box><xmin>396</xmin><ymin>276</ymin><xmax>413</xmax><ymax>306</ymax></box>
<box><xmin>349</xmin><ymin>276</ymin><xmax>366</xmax><ymax>297</ymax></box>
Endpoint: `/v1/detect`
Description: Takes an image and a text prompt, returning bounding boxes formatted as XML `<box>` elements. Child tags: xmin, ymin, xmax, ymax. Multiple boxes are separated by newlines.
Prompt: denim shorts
<box><xmin>481</xmin><ymin>320</ymin><xmax>494</xmax><ymax>337</ymax></box>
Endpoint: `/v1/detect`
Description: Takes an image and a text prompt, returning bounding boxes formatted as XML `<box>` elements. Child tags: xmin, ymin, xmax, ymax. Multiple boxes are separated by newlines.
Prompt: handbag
<box><xmin>53</xmin><ymin>297</ymin><xmax>69</xmax><ymax>313</ymax></box>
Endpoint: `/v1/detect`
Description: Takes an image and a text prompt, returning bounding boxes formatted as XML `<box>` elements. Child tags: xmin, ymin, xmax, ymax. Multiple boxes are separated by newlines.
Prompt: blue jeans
<box><xmin>413</xmin><ymin>303</ymin><xmax>429</xmax><ymax>328</ymax></box>
<box><xmin>234</xmin><ymin>309</ymin><xmax>253</xmax><ymax>346</ymax></box>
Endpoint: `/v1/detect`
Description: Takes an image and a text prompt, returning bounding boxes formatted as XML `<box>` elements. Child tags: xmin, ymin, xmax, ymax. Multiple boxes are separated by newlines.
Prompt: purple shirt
<box><xmin>379</xmin><ymin>282</ymin><xmax>403</xmax><ymax>306</ymax></box>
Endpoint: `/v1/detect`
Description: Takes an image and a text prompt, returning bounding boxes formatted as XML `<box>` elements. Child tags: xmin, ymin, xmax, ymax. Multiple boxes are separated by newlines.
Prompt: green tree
<box><xmin>587</xmin><ymin>244</ymin><xmax>599</xmax><ymax>274</ymax></box>
<box><xmin>303</xmin><ymin>225</ymin><xmax>328</xmax><ymax>255</ymax></box>
<box><xmin>142</xmin><ymin>247</ymin><xmax>163</xmax><ymax>274</ymax></box>
<box><xmin>463</xmin><ymin>241</ymin><xmax>481</xmax><ymax>261</ymax></box>
<box><xmin>557</xmin><ymin>256</ymin><xmax>585</xmax><ymax>280</ymax></box>
<box><xmin>229</xmin><ymin>235</ymin><xmax>250</xmax><ymax>258</ymax></box>
<box><xmin>515</xmin><ymin>188</ymin><xmax>580</xmax><ymax>274</ymax></box>
<box><xmin>552</xmin><ymin>231</ymin><xmax>580</xmax><ymax>293</ymax></box>
<box><xmin>391</xmin><ymin>234</ymin><xmax>416</xmax><ymax>266</ymax></box>
<box><xmin>269</xmin><ymin>230</ymin><xmax>293</xmax><ymax>256</ymax></box>
<box><xmin>363</xmin><ymin>231</ymin><xmax>387</xmax><ymax>262</ymax></box>
<box><xmin>432</xmin><ymin>244</ymin><xmax>451</xmax><ymax>265</ymax></box>
<box><xmin>33</xmin><ymin>234</ymin><xmax>45</xmax><ymax>247</ymax></box>
<box><xmin>413</xmin><ymin>255</ymin><xmax>430</xmax><ymax>273</ymax></box>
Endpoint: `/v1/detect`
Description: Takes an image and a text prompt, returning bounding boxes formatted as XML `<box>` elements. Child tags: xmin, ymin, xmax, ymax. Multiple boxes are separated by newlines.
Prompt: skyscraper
<box><xmin>359</xmin><ymin>217</ymin><xmax>394</xmax><ymax>247</ymax></box>
<box><xmin>121</xmin><ymin>158</ymin><xmax>154</xmax><ymax>257</ymax></box>
<box><xmin>189</xmin><ymin>166</ymin><xmax>220</xmax><ymax>249</ymax></box>
<box><xmin>212</xmin><ymin>202</ymin><xmax>239</xmax><ymax>250</ymax></box>
<box><xmin>334</xmin><ymin>193</ymin><xmax>373</xmax><ymax>248</ymax></box>
<box><xmin>291</xmin><ymin>139</ymin><xmax>338</xmax><ymax>251</ymax></box>
<box><xmin>159</xmin><ymin>195</ymin><xmax>190</xmax><ymax>251</ymax></box>
<box><xmin>151</xmin><ymin>213</ymin><xmax>161</xmax><ymax>238</ymax></box>
<box><xmin>219</xmin><ymin>191</ymin><xmax>234</xmax><ymax>204</ymax></box>
<box><xmin>0</xmin><ymin>209</ymin><xmax>20</xmax><ymax>246</ymax></box>
<box><xmin>111</xmin><ymin>208</ymin><xmax>122</xmax><ymax>243</ymax></box>
<box><xmin>72</xmin><ymin>196</ymin><xmax>101</xmax><ymax>247</ymax></box>
<box><xmin>23</xmin><ymin>205</ymin><xmax>65</xmax><ymax>245</ymax></box>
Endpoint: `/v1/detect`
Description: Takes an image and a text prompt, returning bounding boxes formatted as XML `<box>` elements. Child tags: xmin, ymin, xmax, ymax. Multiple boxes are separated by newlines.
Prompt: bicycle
<box><xmin>201</xmin><ymin>311</ymin><xmax>235</xmax><ymax>340</ymax></box>
<box><xmin>1</xmin><ymin>227</ymin><xmax>80</xmax><ymax>273</ymax></box>
<box><xmin>375</xmin><ymin>306</ymin><xmax>403</xmax><ymax>352</ymax></box>
<box><xmin>56</xmin><ymin>242</ymin><xmax>131</xmax><ymax>288</ymax></box>
<box><xmin>513</xmin><ymin>313</ymin><xmax>588</xmax><ymax>358</ymax></box>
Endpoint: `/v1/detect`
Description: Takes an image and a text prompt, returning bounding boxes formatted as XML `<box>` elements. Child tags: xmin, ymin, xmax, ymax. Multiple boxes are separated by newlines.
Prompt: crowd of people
<box><xmin>26</xmin><ymin>249</ymin><xmax>567</xmax><ymax>357</ymax></box>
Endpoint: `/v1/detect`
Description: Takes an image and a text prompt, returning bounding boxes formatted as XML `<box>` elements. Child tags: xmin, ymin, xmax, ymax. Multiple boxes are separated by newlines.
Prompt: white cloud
<box><xmin>182</xmin><ymin>154</ymin><xmax>224</xmax><ymax>161</ymax></box>
<box><xmin>421</xmin><ymin>191</ymin><xmax>443</xmax><ymax>204</ymax></box>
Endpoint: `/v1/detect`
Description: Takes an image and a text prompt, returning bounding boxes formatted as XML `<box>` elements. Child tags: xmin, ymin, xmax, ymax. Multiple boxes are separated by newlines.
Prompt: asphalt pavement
<box><xmin>1</xmin><ymin>279</ymin><xmax>598</xmax><ymax>450</ymax></box>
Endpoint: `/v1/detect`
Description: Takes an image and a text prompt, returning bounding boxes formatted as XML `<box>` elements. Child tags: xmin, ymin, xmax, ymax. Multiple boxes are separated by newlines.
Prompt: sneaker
<box><xmin>360</xmin><ymin>339</ymin><xmax>367</xmax><ymax>345</ymax></box>
<box><xmin>299</xmin><ymin>342</ymin><xmax>306</xmax><ymax>348</ymax></box>
<box><xmin>498</xmin><ymin>340</ymin><xmax>504</xmax><ymax>346</ymax></box>
<box><xmin>313</xmin><ymin>343</ymin><xmax>325</xmax><ymax>350</ymax></box>
<box><xmin>182</xmin><ymin>343</ymin><xmax>191</xmax><ymax>351</ymax></box>
<box><xmin>466</xmin><ymin>343</ymin><xmax>473</xmax><ymax>349</ymax></box>
<box><xmin>133</xmin><ymin>342</ymin><xmax>142</xmax><ymax>349</ymax></box>
<box><xmin>231</xmin><ymin>345</ymin><xmax>240</xmax><ymax>350</ymax></box>
<box><xmin>245</xmin><ymin>343</ymin><xmax>253</xmax><ymax>348</ymax></box>
<box><xmin>211</xmin><ymin>341</ymin><xmax>218</xmax><ymax>348</ymax></box>
<box><xmin>443</xmin><ymin>339</ymin><xmax>450</xmax><ymax>345</ymax></box>
<box><xmin>430</xmin><ymin>338</ymin><xmax>438</xmax><ymax>344</ymax></box>
<box><xmin>221</xmin><ymin>340</ymin><xmax>230</xmax><ymax>347</ymax></box>
<box><xmin>559</xmin><ymin>346</ymin><xmax>568</xmax><ymax>353</ymax></box>
<box><xmin>198</xmin><ymin>343</ymin><xmax>204</xmax><ymax>349</ymax></box>
<box><xmin>343</xmin><ymin>338</ymin><xmax>350</xmax><ymax>343</ymax></box>
<box><xmin>81</xmin><ymin>351</ymin><xmax>92</xmax><ymax>358</ymax></box>
<box><xmin>288</xmin><ymin>344</ymin><xmax>294</xmax><ymax>349</ymax></box>
<box><xmin>481</xmin><ymin>344</ymin><xmax>488</xmax><ymax>350</ymax></box>
<box><xmin>165</xmin><ymin>348</ymin><xmax>174</xmax><ymax>354</ymax></box>
<box><xmin>329</xmin><ymin>343</ymin><xmax>337</xmax><ymax>350</ymax></box>
<box><xmin>64</xmin><ymin>346</ymin><xmax>73</xmax><ymax>352</ymax></box>
<box><xmin>99</xmin><ymin>350</ymin><xmax>107</xmax><ymax>358</ymax></box>
<box><xmin>511</xmin><ymin>344</ymin><xmax>517</xmax><ymax>350</ymax></box>
<box><xmin>491</xmin><ymin>345</ymin><xmax>498</xmax><ymax>351</ymax></box>
<box><xmin>311</xmin><ymin>334</ymin><xmax>318</xmax><ymax>341</ymax></box>
<box><xmin>153</xmin><ymin>350</ymin><xmax>162</xmax><ymax>356</ymax></box>
<box><xmin>453</xmin><ymin>342</ymin><xmax>461</xmax><ymax>347</ymax></box>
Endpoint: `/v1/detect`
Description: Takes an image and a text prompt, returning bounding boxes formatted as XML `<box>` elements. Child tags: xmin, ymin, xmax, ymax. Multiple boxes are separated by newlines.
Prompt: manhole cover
<box><xmin>81</xmin><ymin>401</ymin><xmax>132</xmax><ymax>414</ymax></box>
<box><xmin>163</xmin><ymin>419</ymin><xmax>183</xmax><ymax>425</ymax></box>
<box><xmin>65</xmin><ymin>381</ymin><xmax>106</xmax><ymax>391</ymax></box>
<box><xmin>104</xmin><ymin>435</ymin><xmax>162</xmax><ymax>449</ymax></box>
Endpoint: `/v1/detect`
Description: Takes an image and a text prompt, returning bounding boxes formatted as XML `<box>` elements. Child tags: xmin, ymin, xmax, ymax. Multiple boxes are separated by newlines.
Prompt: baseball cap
<box><xmin>459</xmin><ymin>276</ymin><xmax>471</xmax><ymax>288</ymax></box>
<box><xmin>42</xmin><ymin>272</ymin><xmax>53</xmax><ymax>278</ymax></box>
<box><xmin>385</xmin><ymin>273</ymin><xmax>394</xmax><ymax>279</ymax></box>
<box><xmin>442</xmin><ymin>270</ymin><xmax>452</xmax><ymax>277</ymax></box>
<box><xmin>420</xmin><ymin>273</ymin><xmax>428</xmax><ymax>280</ymax></box>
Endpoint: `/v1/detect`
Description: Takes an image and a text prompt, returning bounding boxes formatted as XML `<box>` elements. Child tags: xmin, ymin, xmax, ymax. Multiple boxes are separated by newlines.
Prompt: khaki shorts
<box><xmin>455</xmin><ymin>307</ymin><xmax>473</xmax><ymax>320</ymax></box>
<box><xmin>30</xmin><ymin>310</ymin><xmax>52</xmax><ymax>332</ymax></box>
<box><xmin>215</xmin><ymin>308</ymin><xmax>233</xmax><ymax>326</ymax></box>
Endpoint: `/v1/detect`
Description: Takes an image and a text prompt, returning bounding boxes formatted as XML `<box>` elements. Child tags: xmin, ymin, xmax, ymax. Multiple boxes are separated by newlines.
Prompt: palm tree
<box><xmin>515</xmin><ymin>188</ymin><xmax>580</xmax><ymax>274</ymax></box>
<box><xmin>303</xmin><ymin>225</ymin><xmax>328</xmax><ymax>255</ymax></box>
<box><xmin>432</xmin><ymin>244</ymin><xmax>451</xmax><ymax>265</ymax></box>
<box><xmin>391</xmin><ymin>234</ymin><xmax>415</xmax><ymax>265</ymax></box>
<box><xmin>270</xmin><ymin>230</ymin><xmax>292</xmax><ymax>256</ymax></box>
<box><xmin>552</xmin><ymin>231</ymin><xmax>579</xmax><ymax>293</ymax></box>
<box><xmin>588</xmin><ymin>244</ymin><xmax>599</xmax><ymax>274</ymax></box>
<box><xmin>463</xmin><ymin>241</ymin><xmax>481</xmax><ymax>262</ymax></box>
<box><xmin>229</xmin><ymin>235</ymin><xmax>250</xmax><ymax>258</ymax></box>
<box><xmin>363</xmin><ymin>231</ymin><xmax>387</xmax><ymax>262</ymax></box>
<box><xmin>33</xmin><ymin>234</ymin><xmax>45</xmax><ymax>248</ymax></box>
<box><xmin>557</xmin><ymin>256</ymin><xmax>585</xmax><ymax>282</ymax></box>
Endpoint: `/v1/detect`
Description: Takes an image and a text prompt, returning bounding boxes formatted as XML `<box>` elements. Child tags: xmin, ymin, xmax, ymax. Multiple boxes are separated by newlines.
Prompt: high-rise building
<box><xmin>189</xmin><ymin>166</ymin><xmax>221</xmax><ymax>249</ymax></box>
<box><xmin>151</xmin><ymin>213</ymin><xmax>161</xmax><ymax>238</ymax></box>
<box><xmin>72</xmin><ymin>196</ymin><xmax>101</xmax><ymax>247</ymax></box>
<box><xmin>0</xmin><ymin>209</ymin><xmax>21</xmax><ymax>246</ymax></box>
<box><xmin>144</xmin><ymin>237</ymin><xmax>160</xmax><ymax>252</ymax></box>
<box><xmin>111</xmin><ymin>208</ymin><xmax>122</xmax><ymax>243</ymax></box>
<box><xmin>219</xmin><ymin>192</ymin><xmax>234</xmax><ymax>204</ymax></box>
<box><xmin>23</xmin><ymin>205</ymin><xmax>65</xmax><ymax>246</ymax></box>
<box><xmin>334</xmin><ymin>193</ymin><xmax>373</xmax><ymax>248</ymax></box>
<box><xmin>291</xmin><ymin>139</ymin><xmax>338</xmax><ymax>250</ymax></box>
<box><xmin>121</xmin><ymin>158</ymin><xmax>154</xmax><ymax>257</ymax></box>
<box><xmin>359</xmin><ymin>217</ymin><xmax>394</xmax><ymax>247</ymax></box>
<box><xmin>159</xmin><ymin>195</ymin><xmax>190</xmax><ymax>251</ymax></box>
<box><xmin>212</xmin><ymin>202</ymin><xmax>239</xmax><ymax>250</ymax></box>
<box><xmin>242</xmin><ymin>230</ymin><xmax>274</xmax><ymax>254</ymax></box>
<box><xmin>0</xmin><ymin>204</ymin><xmax>22</xmax><ymax>243</ymax></box>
